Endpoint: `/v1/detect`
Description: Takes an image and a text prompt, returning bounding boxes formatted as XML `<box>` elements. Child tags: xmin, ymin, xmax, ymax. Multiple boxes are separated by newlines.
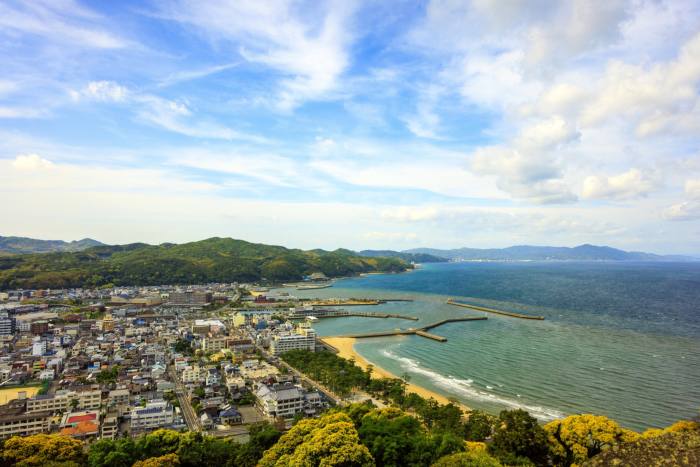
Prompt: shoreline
<box><xmin>321</xmin><ymin>336</ymin><xmax>468</xmax><ymax>410</ymax></box>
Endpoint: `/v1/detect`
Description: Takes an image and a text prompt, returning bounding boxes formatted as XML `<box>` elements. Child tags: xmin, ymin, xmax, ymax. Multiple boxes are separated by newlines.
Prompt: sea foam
<box><xmin>382</xmin><ymin>350</ymin><xmax>565</xmax><ymax>421</ymax></box>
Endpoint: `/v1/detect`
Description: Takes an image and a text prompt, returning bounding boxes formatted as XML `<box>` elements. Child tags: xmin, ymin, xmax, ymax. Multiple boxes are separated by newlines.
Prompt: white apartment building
<box><xmin>130</xmin><ymin>401</ymin><xmax>174</xmax><ymax>431</ymax></box>
<box><xmin>180</xmin><ymin>365</ymin><xmax>203</xmax><ymax>384</ymax></box>
<box><xmin>76</xmin><ymin>389</ymin><xmax>102</xmax><ymax>410</ymax></box>
<box><xmin>256</xmin><ymin>383</ymin><xmax>305</xmax><ymax>419</ymax></box>
<box><xmin>0</xmin><ymin>402</ymin><xmax>52</xmax><ymax>438</ymax></box>
<box><xmin>201</xmin><ymin>336</ymin><xmax>228</xmax><ymax>352</ymax></box>
<box><xmin>108</xmin><ymin>389</ymin><xmax>130</xmax><ymax>407</ymax></box>
<box><xmin>269</xmin><ymin>325</ymin><xmax>316</xmax><ymax>356</ymax></box>
<box><xmin>26</xmin><ymin>394</ymin><xmax>70</xmax><ymax>414</ymax></box>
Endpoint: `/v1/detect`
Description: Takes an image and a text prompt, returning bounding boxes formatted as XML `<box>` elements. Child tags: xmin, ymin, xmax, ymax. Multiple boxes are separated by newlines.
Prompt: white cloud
<box><xmin>159</xmin><ymin>0</ymin><xmax>357</xmax><ymax>109</ymax></box>
<box><xmin>685</xmin><ymin>179</ymin><xmax>700</xmax><ymax>199</ymax></box>
<box><xmin>81</xmin><ymin>81</ymin><xmax>129</xmax><ymax>102</ymax></box>
<box><xmin>73</xmin><ymin>81</ymin><xmax>263</xmax><ymax>142</ymax></box>
<box><xmin>0</xmin><ymin>0</ymin><xmax>126</xmax><ymax>49</ymax></box>
<box><xmin>664</xmin><ymin>201</ymin><xmax>700</xmax><ymax>221</ymax></box>
<box><xmin>582</xmin><ymin>168</ymin><xmax>660</xmax><ymax>200</ymax></box>
<box><xmin>11</xmin><ymin>153</ymin><xmax>54</xmax><ymax>170</ymax></box>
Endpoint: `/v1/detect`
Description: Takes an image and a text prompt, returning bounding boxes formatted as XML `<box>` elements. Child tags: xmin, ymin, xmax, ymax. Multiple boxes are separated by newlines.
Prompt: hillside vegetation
<box><xmin>0</xmin><ymin>236</ymin><xmax>104</xmax><ymax>254</ymax></box>
<box><xmin>0</xmin><ymin>237</ymin><xmax>410</xmax><ymax>290</ymax></box>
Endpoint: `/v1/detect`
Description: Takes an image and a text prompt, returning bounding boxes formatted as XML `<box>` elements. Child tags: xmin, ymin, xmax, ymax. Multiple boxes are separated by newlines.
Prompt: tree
<box><xmin>489</xmin><ymin>409</ymin><xmax>549</xmax><ymax>466</ymax></box>
<box><xmin>258</xmin><ymin>412</ymin><xmax>373</xmax><ymax>467</ymax></box>
<box><xmin>133</xmin><ymin>453</ymin><xmax>180</xmax><ymax>467</ymax></box>
<box><xmin>88</xmin><ymin>438</ymin><xmax>138</xmax><ymax>467</ymax></box>
<box><xmin>1</xmin><ymin>434</ymin><xmax>86</xmax><ymax>467</ymax></box>
<box><xmin>545</xmin><ymin>414</ymin><xmax>640</xmax><ymax>466</ymax></box>
<box><xmin>355</xmin><ymin>407</ymin><xmax>463</xmax><ymax>466</ymax></box>
<box><xmin>464</xmin><ymin>410</ymin><xmax>497</xmax><ymax>441</ymax></box>
<box><xmin>432</xmin><ymin>450</ymin><xmax>504</xmax><ymax>467</ymax></box>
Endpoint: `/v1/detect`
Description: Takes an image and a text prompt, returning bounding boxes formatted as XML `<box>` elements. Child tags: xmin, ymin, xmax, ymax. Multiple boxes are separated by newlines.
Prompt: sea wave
<box><xmin>382</xmin><ymin>350</ymin><xmax>565</xmax><ymax>421</ymax></box>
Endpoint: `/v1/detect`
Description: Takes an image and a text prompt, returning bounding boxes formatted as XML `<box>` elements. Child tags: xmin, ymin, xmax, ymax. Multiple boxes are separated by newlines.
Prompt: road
<box><xmin>168</xmin><ymin>366</ymin><xmax>201</xmax><ymax>432</ymax></box>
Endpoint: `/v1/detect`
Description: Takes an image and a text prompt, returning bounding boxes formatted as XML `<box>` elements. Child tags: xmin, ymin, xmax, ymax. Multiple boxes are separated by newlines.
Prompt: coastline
<box><xmin>321</xmin><ymin>336</ymin><xmax>468</xmax><ymax>410</ymax></box>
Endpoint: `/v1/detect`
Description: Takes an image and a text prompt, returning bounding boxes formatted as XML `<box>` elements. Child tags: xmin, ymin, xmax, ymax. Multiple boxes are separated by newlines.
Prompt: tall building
<box><xmin>0</xmin><ymin>317</ymin><xmax>15</xmax><ymax>336</ymax></box>
<box><xmin>269</xmin><ymin>324</ymin><xmax>316</xmax><ymax>356</ymax></box>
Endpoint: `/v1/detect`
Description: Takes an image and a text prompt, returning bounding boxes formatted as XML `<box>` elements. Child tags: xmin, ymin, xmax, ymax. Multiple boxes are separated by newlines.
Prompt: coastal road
<box><xmin>168</xmin><ymin>366</ymin><xmax>202</xmax><ymax>432</ymax></box>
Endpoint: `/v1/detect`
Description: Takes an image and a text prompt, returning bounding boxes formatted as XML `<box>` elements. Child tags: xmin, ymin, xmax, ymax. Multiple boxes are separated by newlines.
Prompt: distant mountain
<box><xmin>404</xmin><ymin>244</ymin><xmax>698</xmax><ymax>262</ymax></box>
<box><xmin>0</xmin><ymin>237</ymin><xmax>410</xmax><ymax>290</ymax></box>
<box><xmin>0</xmin><ymin>236</ymin><xmax>105</xmax><ymax>254</ymax></box>
<box><xmin>358</xmin><ymin>250</ymin><xmax>446</xmax><ymax>263</ymax></box>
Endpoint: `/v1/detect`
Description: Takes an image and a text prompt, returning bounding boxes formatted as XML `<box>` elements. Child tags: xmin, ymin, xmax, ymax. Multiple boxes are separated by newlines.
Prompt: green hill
<box><xmin>0</xmin><ymin>237</ymin><xmax>410</xmax><ymax>290</ymax></box>
<box><xmin>0</xmin><ymin>235</ymin><xmax>104</xmax><ymax>254</ymax></box>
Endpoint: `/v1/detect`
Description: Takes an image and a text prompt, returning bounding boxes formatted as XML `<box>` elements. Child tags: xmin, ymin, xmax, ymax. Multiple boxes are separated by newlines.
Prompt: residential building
<box><xmin>130</xmin><ymin>401</ymin><xmax>175</xmax><ymax>431</ymax></box>
<box><xmin>26</xmin><ymin>394</ymin><xmax>70</xmax><ymax>414</ymax></box>
<box><xmin>0</xmin><ymin>317</ymin><xmax>15</xmax><ymax>336</ymax></box>
<box><xmin>255</xmin><ymin>383</ymin><xmax>305</xmax><ymax>419</ymax></box>
<box><xmin>269</xmin><ymin>325</ymin><xmax>316</xmax><ymax>356</ymax></box>
<box><xmin>201</xmin><ymin>336</ymin><xmax>228</xmax><ymax>353</ymax></box>
<box><xmin>0</xmin><ymin>401</ymin><xmax>51</xmax><ymax>438</ymax></box>
<box><xmin>101</xmin><ymin>416</ymin><xmax>119</xmax><ymax>439</ymax></box>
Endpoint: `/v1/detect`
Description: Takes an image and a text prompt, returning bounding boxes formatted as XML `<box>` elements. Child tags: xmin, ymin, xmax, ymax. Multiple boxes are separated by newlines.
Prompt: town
<box><xmin>0</xmin><ymin>279</ymin><xmax>363</xmax><ymax>442</ymax></box>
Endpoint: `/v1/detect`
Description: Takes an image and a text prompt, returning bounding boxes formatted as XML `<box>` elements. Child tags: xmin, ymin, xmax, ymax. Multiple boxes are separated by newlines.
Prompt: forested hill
<box><xmin>0</xmin><ymin>237</ymin><xmax>410</xmax><ymax>290</ymax></box>
<box><xmin>0</xmin><ymin>235</ymin><xmax>104</xmax><ymax>254</ymax></box>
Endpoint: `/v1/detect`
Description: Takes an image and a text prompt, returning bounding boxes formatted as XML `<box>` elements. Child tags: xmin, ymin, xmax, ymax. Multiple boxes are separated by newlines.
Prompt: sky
<box><xmin>1</xmin><ymin>0</ymin><xmax>700</xmax><ymax>254</ymax></box>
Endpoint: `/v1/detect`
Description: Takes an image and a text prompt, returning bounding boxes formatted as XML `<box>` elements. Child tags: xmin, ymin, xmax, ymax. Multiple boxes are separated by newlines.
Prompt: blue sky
<box><xmin>1</xmin><ymin>0</ymin><xmax>700</xmax><ymax>254</ymax></box>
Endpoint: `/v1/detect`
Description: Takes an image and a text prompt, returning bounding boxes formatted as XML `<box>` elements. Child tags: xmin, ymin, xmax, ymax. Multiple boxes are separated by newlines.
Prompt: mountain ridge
<box><xmin>404</xmin><ymin>244</ymin><xmax>698</xmax><ymax>262</ymax></box>
<box><xmin>0</xmin><ymin>237</ymin><xmax>410</xmax><ymax>290</ymax></box>
<box><xmin>0</xmin><ymin>236</ymin><xmax>104</xmax><ymax>254</ymax></box>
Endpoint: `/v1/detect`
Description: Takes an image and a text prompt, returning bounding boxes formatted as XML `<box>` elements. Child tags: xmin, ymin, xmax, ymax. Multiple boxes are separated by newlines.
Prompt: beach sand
<box><xmin>322</xmin><ymin>336</ymin><xmax>466</xmax><ymax>409</ymax></box>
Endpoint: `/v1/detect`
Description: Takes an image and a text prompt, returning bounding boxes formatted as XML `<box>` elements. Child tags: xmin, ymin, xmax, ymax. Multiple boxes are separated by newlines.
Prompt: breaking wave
<box><xmin>382</xmin><ymin>350</ymin><xmax>565</xmax><ymax>421</ymax></box>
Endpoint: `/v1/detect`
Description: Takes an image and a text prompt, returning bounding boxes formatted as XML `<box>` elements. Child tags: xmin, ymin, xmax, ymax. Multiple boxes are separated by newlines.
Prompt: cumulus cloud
<box><xmin>664</xmin><ymin>178</ymin><xmax>700</xmax><ymax>221</ymax></box>
<box><xmin>12</xmin><ymin>153</ymin><xmax>54</xmax><ymax>170</ymax></box>
<box><xmin>582</xmin><ymin>168</ymin><xmax>661</xmax><ymax>200</ymax></box>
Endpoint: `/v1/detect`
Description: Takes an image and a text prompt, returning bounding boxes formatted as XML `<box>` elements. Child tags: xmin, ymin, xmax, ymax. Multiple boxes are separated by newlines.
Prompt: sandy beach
<box><xmin>322</xmin><ymin>336</ymin><xmax>466</xmax><ymax>409</ymax></box>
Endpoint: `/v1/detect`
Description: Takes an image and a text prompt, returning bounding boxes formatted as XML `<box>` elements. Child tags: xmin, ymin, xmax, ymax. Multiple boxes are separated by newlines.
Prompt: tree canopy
<box><xmin>258</xmin><ymin>412</ymin><xmax>374</xmax><ymax>467</ymax></box>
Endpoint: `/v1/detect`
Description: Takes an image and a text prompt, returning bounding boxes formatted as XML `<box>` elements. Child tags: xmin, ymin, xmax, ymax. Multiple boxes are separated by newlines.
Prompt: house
<box><xmin>219</xmin><ymin>407</ymin><xmax>242</xmax><ymax>425</ymax></box>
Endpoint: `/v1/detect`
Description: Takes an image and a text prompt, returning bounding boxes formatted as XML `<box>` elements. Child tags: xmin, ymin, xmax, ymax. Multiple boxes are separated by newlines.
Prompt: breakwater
<box><xmin>446</xmin><ymin>299</ymin><xmax>545</xmax><ymax>320</ymax></box>
<box><xmin>291</xmin><ymin>310</ymin><xmax>419</xmax><ymax>321</ymax></box>
<box><xmin>341</xmin><ymin>315</ymin><xmax>487</xmax><ymax>342</ymax></box>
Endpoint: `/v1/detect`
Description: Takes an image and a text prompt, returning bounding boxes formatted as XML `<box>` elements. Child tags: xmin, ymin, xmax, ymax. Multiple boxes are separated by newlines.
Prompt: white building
<box><xmin>180</xmin><ymin>365</ymin><xmax>203</xmax><ymax>384</ymax></box>
<box><xmin>130</xmin><ymin>401</ymin><xmax>174</xmax><ymax>431</ymax></box>
<box><xmin>269</xmin><ymin>325</ymin><xmax>316</xmax><ymax>356</ymax></box>
<box><xmin>256</xmin><ymin>383</ymin><xmax>305</xmax><ymax>419</ymax></box>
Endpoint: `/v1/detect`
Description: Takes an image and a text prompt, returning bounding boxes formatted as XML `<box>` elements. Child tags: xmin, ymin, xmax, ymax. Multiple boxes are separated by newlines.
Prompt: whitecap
<box><xmin>379</xmin><ymin>350</ymin><xmax>565</xmax><ymax>421</ymax></box>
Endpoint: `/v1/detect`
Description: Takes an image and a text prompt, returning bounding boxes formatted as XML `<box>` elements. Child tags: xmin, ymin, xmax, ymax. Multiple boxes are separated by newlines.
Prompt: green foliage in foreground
<box><xmin>0</xmin><ymin>237</ymin><xmax>410</xmax><ymax>289</ymax></box>
<box><xmin>87</xmin><ymin>424</ymin><xmax>281</xmax><ymax>467</ymax></box>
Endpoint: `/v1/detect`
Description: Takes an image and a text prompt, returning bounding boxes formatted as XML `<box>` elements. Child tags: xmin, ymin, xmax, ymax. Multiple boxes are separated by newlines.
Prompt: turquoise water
<box><xmin>278</xmin><ymin>262</ymin><xmax>700</xmax><ymax>431</ymax></box>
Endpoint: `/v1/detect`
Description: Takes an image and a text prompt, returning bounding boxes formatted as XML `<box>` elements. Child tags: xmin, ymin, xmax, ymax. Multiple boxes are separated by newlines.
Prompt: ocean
<box><xmin>277</xmin><ymin>261</ymin><xmax>700</xmax><ymax>431</ymax></box>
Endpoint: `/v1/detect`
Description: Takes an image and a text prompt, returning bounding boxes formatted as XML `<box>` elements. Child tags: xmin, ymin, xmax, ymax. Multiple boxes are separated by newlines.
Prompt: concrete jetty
<box><xmin>446</xmin><ymin>299</ymin><xmax>545</xmax><ymax>320</ymax></box>
<box><xmin>290</xmin><ymin>310</ymin><xmax>419</xmax><ymax>321</ymax></box>
<box><xmin>342</xmin><ymin>315</ymin><xmax>487</xmax><ymax>342</ymax></box>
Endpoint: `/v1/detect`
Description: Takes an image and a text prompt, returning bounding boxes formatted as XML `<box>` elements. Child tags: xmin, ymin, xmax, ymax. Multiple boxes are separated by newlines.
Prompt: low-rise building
<box><xmin>0</xmin><ymin>400</ymin><xmax>51</xmax><ymax>438</ymax></box>
<box><xmin>130</xmin><ymin>401</ymin><xmax>175</xmax><ymax>431</ymax></box>
<box><xmin>255</xmin><ymin>383</ymin><xmax>305</xmax><ymax>419</ymax></box>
